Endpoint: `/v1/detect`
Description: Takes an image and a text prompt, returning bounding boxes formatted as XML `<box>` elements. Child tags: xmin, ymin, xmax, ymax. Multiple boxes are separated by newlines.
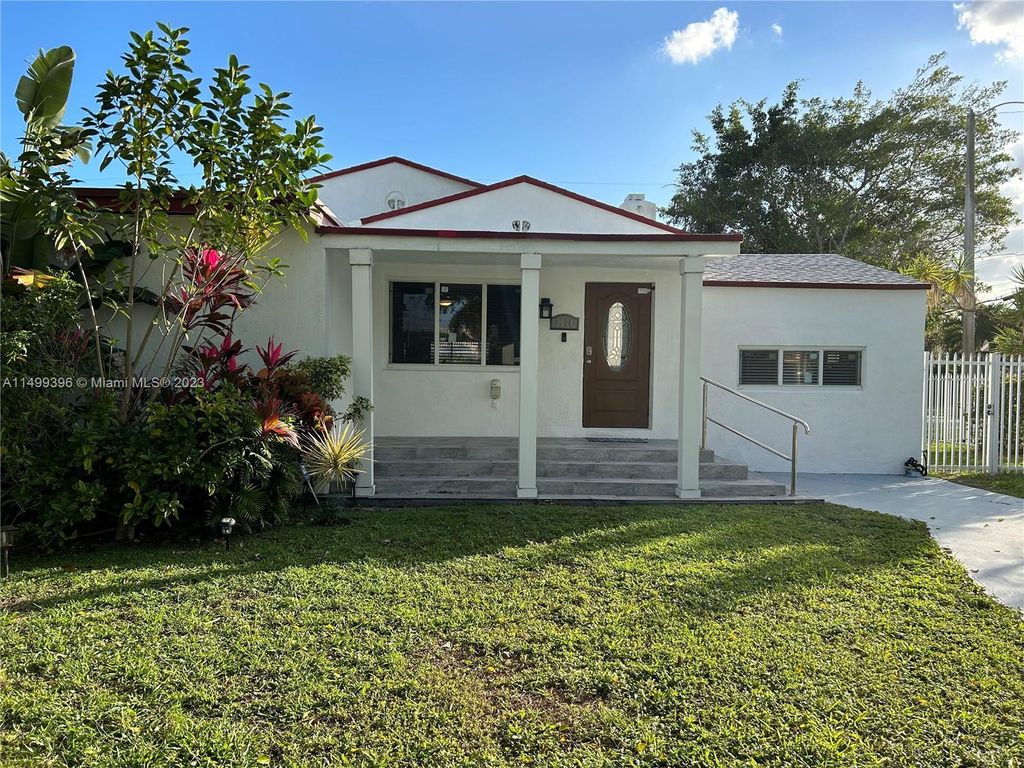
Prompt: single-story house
<box><xmin>216</xmin><ymin>156</ymin><xmax>930</xmax><ymax>500</ymax></box>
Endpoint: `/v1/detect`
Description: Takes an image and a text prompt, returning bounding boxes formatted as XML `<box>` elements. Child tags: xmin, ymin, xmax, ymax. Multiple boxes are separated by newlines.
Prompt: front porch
<box><xmin>328</xmin><ymin>234</ymin><xmax>724</xmax><ymax>501</ymax></box>
<box><xmin>371</xmin><ymin>437</ymin><xmax>790</xmax><ymax>501</ymax></box>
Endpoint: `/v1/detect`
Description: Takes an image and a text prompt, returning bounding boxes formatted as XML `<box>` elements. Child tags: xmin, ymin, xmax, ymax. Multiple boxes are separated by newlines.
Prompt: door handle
<box><xmin>586</xmin><ymin>345</ymin><xmax>593</xmax><ymax>355</ymax></box>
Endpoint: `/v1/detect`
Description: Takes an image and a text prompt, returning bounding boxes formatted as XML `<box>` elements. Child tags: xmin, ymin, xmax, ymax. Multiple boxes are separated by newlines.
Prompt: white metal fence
<box><xmin>922</xmin><ymin>353</ymin><xmax>1024</xmax><ymax>473</ymax></box>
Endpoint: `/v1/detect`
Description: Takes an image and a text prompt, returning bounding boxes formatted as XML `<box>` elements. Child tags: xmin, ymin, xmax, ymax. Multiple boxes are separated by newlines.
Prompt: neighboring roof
<box><xmin>702</xmin><ymin>253</ymin><xmax>930</xmax><ymax>290</ymax></box>
<box><xmin>74</xmin><ymin>187</ymin><xmax>196</xmax><ymax>215</ymax></box>
<box><xmin>358</xmin><ymin>175</ymin><xmax>689</xmax><ymax>234</ymax></box>
<box><xmin>304</xmin><ymin>156</ymin><xmax>483</xmax><ymax>188</ymax></box>
<box><xmin>314</xmin><ymin>224</ymin><xmax>743</xmax><ymax>242</ymax></box>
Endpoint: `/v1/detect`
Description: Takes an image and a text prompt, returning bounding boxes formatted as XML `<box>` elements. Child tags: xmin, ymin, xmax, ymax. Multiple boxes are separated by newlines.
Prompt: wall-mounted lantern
<box><xmin>219</xmin><ymin>517</ymin><xmax>236</xmax><ymax>550</ymax></box>
<box><xmin>0</xmin><ymin>526</ymin><xmax>15</xmax><ymax>578</ymax></box>
<box><xmin>539</xmin><ymin>298</ymin><xmax>553</xmax><ymax>319</ymax></box>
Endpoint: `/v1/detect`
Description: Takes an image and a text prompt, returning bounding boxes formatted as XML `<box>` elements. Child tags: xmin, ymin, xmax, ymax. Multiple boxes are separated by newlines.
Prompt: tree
<box><xmin>74</xmin><ymin>24</ymin><xmax>331</xmax><ymax>421</ymax></box>
<box><xmin>991</xmin><ymin>265</ymin><xmax>1024</xmax><ymax>356</ymax></box>
<box><xmin>664</xmin><ymin>54</ymin><xmax>1020</xmax><ymax>272</ymax></box>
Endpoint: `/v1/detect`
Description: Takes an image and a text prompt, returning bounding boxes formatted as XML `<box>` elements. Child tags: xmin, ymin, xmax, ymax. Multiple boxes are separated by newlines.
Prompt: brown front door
<box><xmin>582</xmin><ymin>282</ymin><xmax>653</xmax><ymax>428</ymax></box>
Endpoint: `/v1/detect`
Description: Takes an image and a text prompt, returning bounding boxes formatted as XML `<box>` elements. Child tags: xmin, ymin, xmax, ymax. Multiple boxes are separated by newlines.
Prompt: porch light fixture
<box><xmin>0</xmin><ymin>526</ymin><xmax>15</xmax><ymax>578</ymax></box>
<box><xmin>439</xmin><ymin>286</ymin><xmax>453</xmax><ymax>308</ymax></box>
<box><xmin>539</xmin><ymin>298</ymin><xmax>553</xmax><ymax>320</ymax></box>
<box><xmin>219</xmin><ymin>517</ymin><xmax>236</xmax><ymax>550</ymax></box>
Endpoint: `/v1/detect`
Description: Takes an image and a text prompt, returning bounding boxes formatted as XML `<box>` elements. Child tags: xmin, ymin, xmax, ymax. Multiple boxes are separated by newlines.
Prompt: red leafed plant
<box><xmin>186</xmin><ymin>334</ymin><xmax>248</xmax><ymax>391</ymax></box>
<box><xmin>254</xmin><ymin>396</ymin><xmax>300</xmax><ymax>448</ymax></box>
<box><xmin>181</xmin><ymin>332</ymin><xmax>332</xmax><ymax>443</ymax></box>
<box><xmin>256</xmin><ymin>335</ymin><xmax>298</xmax><ymax>371</ymax></box>
<box><xmin>164</xmin><ymin>246</ymin><xmax>256</xmax><ymax>340</ymax></box>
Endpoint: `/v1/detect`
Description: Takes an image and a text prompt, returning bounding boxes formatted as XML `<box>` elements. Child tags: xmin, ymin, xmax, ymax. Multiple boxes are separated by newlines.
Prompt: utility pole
<box><xmin>963</xmin><ymin>108</ymin><xmax>976</xmax><ymax>356</ymax></box>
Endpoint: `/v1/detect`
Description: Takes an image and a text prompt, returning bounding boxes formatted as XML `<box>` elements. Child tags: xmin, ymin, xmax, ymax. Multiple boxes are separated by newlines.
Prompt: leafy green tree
<box><xmin>991</xmin><ymin>266</ymin><xmax>1024</xmax><ymax>356</ymax></box>
<box><xmin>75</xmin><ymin>23</ymin><xmax>332</xmax><ymax>420</ymax></box>
<box><xmin>664</xmin><ymin>54</ymin><xmax>1020</xmax><ymax>272</ymax></box>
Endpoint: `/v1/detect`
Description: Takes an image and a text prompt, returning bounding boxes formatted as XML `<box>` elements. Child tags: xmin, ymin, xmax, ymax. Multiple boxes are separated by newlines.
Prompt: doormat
<box><xmin>585</xmin><ymin>438</ymin><xmax>648</xmax><ymax>443</ymax></box>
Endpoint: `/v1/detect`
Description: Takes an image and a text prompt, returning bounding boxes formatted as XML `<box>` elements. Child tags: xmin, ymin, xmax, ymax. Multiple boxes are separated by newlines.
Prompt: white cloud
<box><xmin>955</xmin><ymin>0</ymin><xmax>1024</xmax><ymax>61</ymax></box>
<box><xmin>771</xmin><ymin>23</ymin><xmax>783</xmax><ymax>38</ymax></box>
<box><xmin>978</xmin><ymin>137</ymin><xmax>1024</xmax><ymax>298</ymax></box>
<box><xmin>662</xmin><ymin>7</ymin><xmax>740</xmax><ymax>65</ymax></box>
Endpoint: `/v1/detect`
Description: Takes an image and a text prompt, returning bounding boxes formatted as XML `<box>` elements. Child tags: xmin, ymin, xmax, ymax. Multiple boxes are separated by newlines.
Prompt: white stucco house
<box><xmin>217</xmin><ymin>156</ymin><xmax>929</xmax><ymax>501</ymax></box>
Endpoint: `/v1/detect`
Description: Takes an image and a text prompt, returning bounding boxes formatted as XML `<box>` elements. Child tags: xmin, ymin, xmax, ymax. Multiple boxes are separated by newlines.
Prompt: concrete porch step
<box><xmin>698</xmin><ymin>478</ymin><xmax>788</xmax><ymax>498</ymax></box>
<box><xmin>371</xmin><ymin>438</ymin><xmax>788</xmax><ymax>500</ymax></box>
<box><xmin>375</xmin><ymin>457</ymin><xmax>746</xmax><ymax>480</ymax></box>
<box><xmin>374</xmin><ymin>441</ymin><xmax>715</xmax><ymax>464</ymax></box>
<box><xmin>374</xmin><ymin>474</ymin><xmax>786</xmax><ymax>499</ymax></box>
<box><xmin>538</xmin><ymin>478</ymin><xmax>680</xmax><ymax>497</ymax></box>
<box><xmin>375</xmin><ymin>477</ymin><xmax>518</xmax><ymax>496</ymax></box>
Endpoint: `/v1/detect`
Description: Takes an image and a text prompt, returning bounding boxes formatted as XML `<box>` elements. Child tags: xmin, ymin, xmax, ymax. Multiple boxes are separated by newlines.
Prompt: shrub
<box><xmin>293</xmin><ymin>354</ymin><xmax>351</xmax><ymax>403</ymax></box>
<box><xmin>291</xmin><ymin>354</ymin><xmax>373</xmax><ymax>423</ymax></box>
<box><xmin>303</xmin><ymin>423</ymin><xmax>370</xmax><ymax>494</ymax></box>
<box><xmin>0</xmin><ymin>273</ymin><xmax>96</xmax><ymax>536</ymax></box>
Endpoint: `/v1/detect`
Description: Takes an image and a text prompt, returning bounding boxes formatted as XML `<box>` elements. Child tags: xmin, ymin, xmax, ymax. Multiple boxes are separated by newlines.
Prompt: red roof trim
<box><xmin>315</xmin><ymin>225</ymin><xmax>743</xmax><ymax>243</ymax></box>
<box><xmin>304</xmin><ymin>156</ymin><xmax>483</xmax><ymax>188</ymax></box>
<box><xmin>703</xmin><ymin>279</ymin><xmax>930</xmax><ymax>290</ymax></box>
<box><xmin>74</xmin><ymin>187</ymin><xmax>196</xmax><ymax>214</ymax></box>
<box><xmin>359</xmin><ymin>175</ymin><xmax>689</xmax><ymax>234</ymax></box>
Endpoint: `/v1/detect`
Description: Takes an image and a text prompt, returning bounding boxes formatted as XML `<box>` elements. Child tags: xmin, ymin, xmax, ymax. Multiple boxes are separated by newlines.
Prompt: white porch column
<box><xmin>676</xmin><ymin>256</ymin><xmax>705</xmax><ymax>499</ymax></box>
<box><xmin>517</xmin><ymin>252</ymin><xmax>542</xmax><ymax>498</ymax></box>
<box><xmin>349</xmin><ymin>248</ymin><xmax>375</xmax><ymax>497</ymax></box>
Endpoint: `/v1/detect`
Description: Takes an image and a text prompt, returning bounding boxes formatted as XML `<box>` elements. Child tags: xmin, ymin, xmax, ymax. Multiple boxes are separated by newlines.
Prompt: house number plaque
<box><xmin>549</xmin><ymin>314</ymin><xmax>579</xmax><ymax>331</ymax></box>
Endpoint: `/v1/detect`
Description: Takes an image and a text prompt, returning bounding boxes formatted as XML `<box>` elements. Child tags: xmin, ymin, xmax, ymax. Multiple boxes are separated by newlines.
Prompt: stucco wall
<box><xmin>701</xmin><ymin>285</ymin><xmax>926</xmax><ymax>474</ymax></box>
<box><xmin>315</xmin><ymin>164</ymin><xmax>474</xmax><ymax>223</ymax></box>
<box><xmin>231</xmin><ymin>228</ymin><xmax>330</xmax><ymax>363</ymax></box>
<box><xmin>362</xmin><ymin>183</ymin><xmax>671</xmax><ymax>234</ymax></box>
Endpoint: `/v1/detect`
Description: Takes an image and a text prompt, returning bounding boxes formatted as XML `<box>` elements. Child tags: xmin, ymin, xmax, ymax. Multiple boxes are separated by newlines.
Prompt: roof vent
<box><xmin>620</xmin><ymin>193</ymin><xmax>658</xmax><ymax>220</ymax></box>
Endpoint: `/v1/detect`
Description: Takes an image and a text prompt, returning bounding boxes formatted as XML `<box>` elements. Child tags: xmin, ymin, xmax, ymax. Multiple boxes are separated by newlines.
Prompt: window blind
<box><xmin>823</xmin><ymin>350</ymin><xmax>862</xmax><ymax>386</ymax></box>
<box><xmin>739</xmin><ymin>349</ymin><xmax>779</xmax><ymax>385</ymax></box>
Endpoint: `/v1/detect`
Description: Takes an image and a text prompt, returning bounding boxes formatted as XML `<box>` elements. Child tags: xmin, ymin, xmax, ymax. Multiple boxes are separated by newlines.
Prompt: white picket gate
<box><xmin>922</xmin><ymin>353</ymin><xmax>1024</xmax><ymax>473</ymax></box>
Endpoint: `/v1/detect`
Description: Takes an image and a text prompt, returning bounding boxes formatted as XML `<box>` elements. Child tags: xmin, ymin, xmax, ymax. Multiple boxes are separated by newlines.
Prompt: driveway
<box><xmin>761</xmin><ymin>472</ymin><xmax>1024</xmax><ymax>610</ymax></box>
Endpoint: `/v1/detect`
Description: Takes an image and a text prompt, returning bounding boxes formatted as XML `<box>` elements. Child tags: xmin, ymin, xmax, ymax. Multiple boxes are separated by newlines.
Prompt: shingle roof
<box><xmin>702</xmin><ymin>253</ymin><xmax>929</xmax><ymax>290</ymax></box>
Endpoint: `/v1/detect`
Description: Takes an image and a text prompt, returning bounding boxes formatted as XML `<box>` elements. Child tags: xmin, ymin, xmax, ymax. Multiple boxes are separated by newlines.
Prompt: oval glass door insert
<box><xmin>603</xmin><ymin>301</ymin><xmax>631</xmax><ymax>372</ymax></box>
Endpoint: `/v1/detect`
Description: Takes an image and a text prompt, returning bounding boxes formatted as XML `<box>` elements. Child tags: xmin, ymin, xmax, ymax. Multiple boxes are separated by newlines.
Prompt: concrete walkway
<box><xmin>761</xmin><ymin>472</ymin><xmax>1024</xmax><ymax>610</ymax></box>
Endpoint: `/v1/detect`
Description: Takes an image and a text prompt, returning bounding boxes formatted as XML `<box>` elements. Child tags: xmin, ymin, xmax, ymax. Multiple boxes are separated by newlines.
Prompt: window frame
<box><xmin>387</xmin><ymin>279</ymin><xmax>522</xmax><ymax>370</ymax></box>
<box><xmin>737</xmin><ymin>346</ymin><xmax>864</xmax><ymax>389</ymax></box>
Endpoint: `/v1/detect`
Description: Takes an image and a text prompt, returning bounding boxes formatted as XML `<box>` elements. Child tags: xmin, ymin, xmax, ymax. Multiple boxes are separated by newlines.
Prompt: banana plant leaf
<box><xmin>15</xmin><ymin>46</ymin><xmax>75</xmax><ymax>127</ymax></box>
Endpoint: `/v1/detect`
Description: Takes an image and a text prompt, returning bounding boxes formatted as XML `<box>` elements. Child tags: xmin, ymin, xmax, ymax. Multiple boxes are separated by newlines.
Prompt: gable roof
<box><xmin>358</xmin><ymin>175</ymin><xmax>687</xmax><ymax>234</ymax></box>
<box><xmin>703</xmin><ymin>254</ymin><xmax>929</xmax><ymax>290</ymax></box>
<box><xmin>305</xmin><ymin>156</ymin><xmax>483</xmax><ymax>188</ymax></box>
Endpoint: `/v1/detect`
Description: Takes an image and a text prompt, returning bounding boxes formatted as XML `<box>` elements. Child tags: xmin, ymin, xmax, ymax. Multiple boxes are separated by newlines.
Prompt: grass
<box><xmin>1</xmin><ymin>503</ymin><xmax>1022</xmax><ymax>768</ymax></box>
<box><xmin>941</xmin><ymin>472</ymin><xmax>1024</xmax><ymax>499</ymax></box>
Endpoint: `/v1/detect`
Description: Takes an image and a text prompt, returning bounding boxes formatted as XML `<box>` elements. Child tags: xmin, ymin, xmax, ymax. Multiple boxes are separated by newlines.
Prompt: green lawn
<box><xmin>942</xmin><ymin>471</ymin><xmax>1024</xmax><ymax>499</ymax></box>
<box><xmin>2</xmin><ymin>504</ymin><xmax>1022</xmax><ymax>768</ymax></box>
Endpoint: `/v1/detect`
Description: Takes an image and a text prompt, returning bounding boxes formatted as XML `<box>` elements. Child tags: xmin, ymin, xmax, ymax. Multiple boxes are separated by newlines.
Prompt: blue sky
<box><xmin>1</xmin><ymin>1</ymin><xmax>1022</xmax><ymax>289</ymax></box>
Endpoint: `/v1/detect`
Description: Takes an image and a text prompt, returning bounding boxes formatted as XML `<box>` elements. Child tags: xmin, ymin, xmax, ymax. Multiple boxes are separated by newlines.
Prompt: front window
<box><xmin>390</xmin><ymin>282</ymin><xmax>434</xmax><ymax>364</ymax></box>
<box><xmin>438</xmin><ymin>284</ymin><xmax>482</xmax><ymax>365</ymax></box>
<box><xmin>486</xmin><ymin>284</ymin><xmax>521</xmax><ymax>365</ymax></box>
<box><xmin>390</xmin><ymin>281</ymin><xmax>520</xmax><ymax>366</ymax></box>
<box><xmin>739</xmin><ymin>348</ymin><xmax>863</xmax><ymax>387</ymax></box>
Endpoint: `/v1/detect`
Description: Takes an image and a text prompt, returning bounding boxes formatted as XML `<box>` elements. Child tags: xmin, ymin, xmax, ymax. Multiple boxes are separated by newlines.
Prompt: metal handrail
<box><xmin>700</xmin><ymin>377</ymin><xmax>811</xmax><ymax>496</ymax></box>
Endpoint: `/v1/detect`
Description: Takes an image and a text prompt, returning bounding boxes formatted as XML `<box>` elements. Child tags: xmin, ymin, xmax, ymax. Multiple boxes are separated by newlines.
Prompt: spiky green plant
<box><xmin>303</xmin><ymin>422</ymin><xmax>370</xmax><ymax>494</ymax></box>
